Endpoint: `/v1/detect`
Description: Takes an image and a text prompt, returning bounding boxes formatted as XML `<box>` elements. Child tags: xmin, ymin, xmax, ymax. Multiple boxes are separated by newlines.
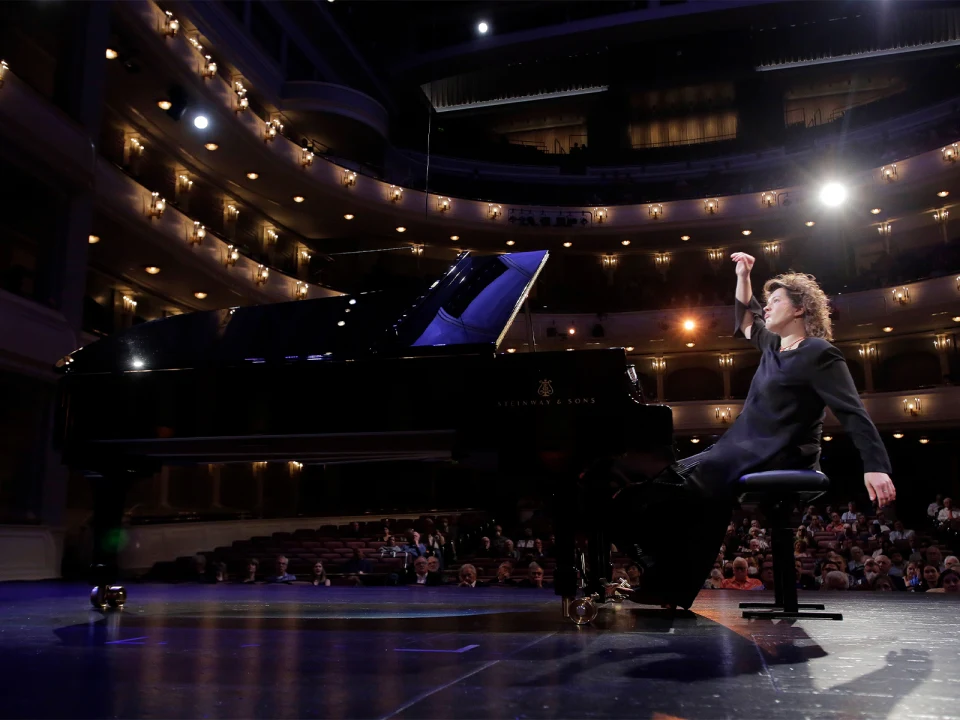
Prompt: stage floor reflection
<box><xmin>0</xmin><ymin>583</ymin><xmax>957</xmax><ymax>719</ymax></box>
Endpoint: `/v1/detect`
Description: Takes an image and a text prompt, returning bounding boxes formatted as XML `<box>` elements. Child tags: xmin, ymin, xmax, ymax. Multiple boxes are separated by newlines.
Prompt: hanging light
<box><xmin>201</xmin><ymin>55</ymin><xmax>218</xmax><ymax>79</ymax></box>
<box><xmin>189</xmin><ymin>222</ymin><xmax>206</xmax><ymax>246</ymax></box>
<box><xmin>161</xmin><ymin>11</ymin><xmax>180</xmax><ymax>36</ymax></box>
<box><xmin>255</xmin><ymin>265</ymin><xmax>269</xmax><ymax>285</ymax></box>
<box><xmin>264</xmin><ymin>118</ymin><xmax>283</xmax><ymax>141</ymax></box>
<box><xmin>300</xmin><ymin>147</ymin><xmax>314</xmax><ymax>167</ymax></box>
<box><xmin>224</xmin><ymin>245</ymin><xmax>239</xmax><ymax>267</ymax></box>
<box><xmin>295</xmin><ymin>282</ymin><xmax>308</xmax><ymax>300</ymax></box>
<box><xmin>147</xmin><ymin>192</ymin><xmax>166</xmax><ymax>218</ymax></box>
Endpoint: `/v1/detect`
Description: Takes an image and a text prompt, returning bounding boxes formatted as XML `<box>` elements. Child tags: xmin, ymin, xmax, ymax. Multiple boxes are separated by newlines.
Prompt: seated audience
<box><xmin>402</xmin><ymin>531</ymin><xmax>427</xmax><ymax>558</ymax></box>
<box><xmin>343</xmin><ymin>548</ymin><xmax>374</xmax><ymax>575</ymax></box>
<box><xmin>917</xmin><ymin>564</ymin><xmax>941</xmax><ymax>592</ymax></box>
<box><xmin>937</xmin><ymin>498</ymin><xmax>960</xmax><ymax>523</ymax></box>
<box><xmin>944</xmin><ymin>556</ymin><xmax>959</xmax><ymax>571</ymax></box>
<box><xmin>474</xmin><ymin>536</ymin><xmax>496</xmax><ymax>558</ymax></box>
<box><xmin>268</xmin><ymin>555</ymin><xmax>297</xmax><ymax>584</ymax></box>
<box><xmin>426</xmin><ymin>556</ymin><xmax>442</xmax><ymax>578</ymax></box>
<box><xmin>822</xmin><ymin>571</ymin><xmax>850</xmax><ymax>591</ymax></box>
<box><xmin>190</xmin><ymin>554</ymin><xmax>212</xmax><ymax>583</ymax></box>
<box><xmin>847</xmin><ymin>546</ymin><xmax>865</xmax><ymax>577</ymax></box>
<box><xmin>928</xmin><ymin>569</ymin><xmax>960</xmax><ymax>593</ymax></box>
<box><xmin>525</xmin><ymin>538</ymin><xmax>547</xmax><ymax>562</ymax></box>
<box><xmin>238</xmin><ymin>558</ymin><xmax>259</xmax><ymax>584</ymax></box>
<box><xmin>625</xmin><ymin>563</ymin><xmax>642</xmax><ymax>589</ymax></box>
<box><xmin>870</xmin><ymin>574</ymin><xmax>895</xmax><ymax>591</ymax></box>
<box><xmin>704</xmin><ymin>569</ymin><xmax>724</xmax><ymax>589</ymax></box>
<box><xmin>491</xmin><ymin>561</ymin><xmax>515</xmax><ymax>587</ymax></box>
<box><xmin>802</xmin><ymin>505</ymin><xmax>823</xmax><ymax>526</ymax></box>
<box><xmin>794</xmin><ymin>539</ymin><xmax>811</xmax><ymax>558</ymax></box>
<box><xmin>927</xmin><ymin>494</ymin><xmax>944</xmax><ymax>519</ymax></box>
<box><xmin>826</xmin><ymin>513</ymin><xmax>846</xmax><ymax>534</ymax></box>
<box><xmin>888</xmin><ymin>521</ymin><xmax>915</xmax><ymax>544</ymax></box>
<box><xmin>721</xmin><ymin>558</ymin><xmax>762</xmax><ymax>590</ymax></box>
<box><xmin>841</xmin><ymin>502</ymin><xmax>858</xmax><ymax>524</ymax></box>
<box><xmin>403</xmin><ymin>556</ymin><xmax>442</xmax><ymax>586</ymax></box>
<box><xmin>458</xmin><ymin>563</ymin><xmax>482</xmax><ymax>587</ymax></box>
<box><xmin>925</xmin><ymin>546</ymin><xmax>945</xmax><ymax>571</ymax></box>
<box><xmin>214</xmin><ymin>562</ymin><xmax>227</xmax><ymax>583</ymax></box>
<box><xmin>501</xmin><ymin>539</ymin><xmax>520</xmax><ymax>561</ymax></box>
<box><xmin>516</xmin><ymin>562</ymin><xmax>550</xmax><ymax>589</ymax></box>
<box><xmin>875</xmin><ymin>556</ymin><xmax>905</xmax><ymax>590</ymax></box>
<box><xmin>310</xmin><ymin>561</ymin><xmax>331</xmax><ymax>587</ymax></box>
<box><xmin>516</xmin><ymin>527</ymin><xmax>536</xmax><ymax>551</ymax></box>
<box><xmin>345</xmin><ymin>521</ymin><xmax>363</xmax><ymax>538</ymax></box>
<box><xmin>888</xmin><ymin>551</ymin><xmax>906</xmax><ymax>577</ymax></box>
<box><xmin>492</xmin><ymin>525</ymin><xmax>507</xmax><ymax>553</ymax></box>
<box><xmin>795</xmin><ymin>560</ymin><xmax>818</xmax><ymax>590</ymax></box>
<box><xmin>904</xmin><ymin>562</ymin><xmax>922</xmax><ymax>590</ymax></box>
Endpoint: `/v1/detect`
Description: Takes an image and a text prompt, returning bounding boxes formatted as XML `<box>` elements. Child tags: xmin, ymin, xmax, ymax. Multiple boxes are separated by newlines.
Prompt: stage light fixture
<box><xmin>682</xmin><ymin>319</ymin><xmax>696</xmax><ymax>331</ymax></box>
<box><xmin>88</xmin><ymin>235</ymin><xmax>100</xmax><ymax>244</ymax></box>
<box><xmin>478</xmin><ymin>21</ymin><xmax>489</xmax><ymax>34</ymax></box>
<box><xmin>506</xmin><ymin>240</ymin><xmax>515</xmax><ymax>246</ymax></box>
<box><xmin>822</xmin><ymin>435</ymin><xmax>833</xmax><ymax>442</ymax></box>
<box><xmin>953</xmin><ymin>316</ymin><xmax>960</xmax><ymax>322</ymax></box>
<box><xmin>819</xmin><ymin>182</ymin><xmax>847</xmax><ymax>207</ymax></box>
<box><xmin>625</xmin><ymin>346</ymin><xmax>634</xmax><ymax>352</ymax></box>
<box><xmin>132</xmin><ymin>358</ymin><xmax>144</xmax><ymax>369</ymax></box>
<box><xmin>805</xmin><ymin>221</ymin><xmax>815</xmax><ymax>227</ymax></box>
<box><xmin>193</xmin><ymin>115</ymin><xmax>209</xmax><ymax>129</ymax></box>
<box><xmin>685</xmin><ymin>342</ymin><xmax>696</xmax><ymax>348</ymax></box>
<box><xmin>506</xmin><ymin>348</ymin><xmax>516</xmax><ymax>354</ymax></box>
<box><xmin>741</xmin><ymin>229</ymin><xmax>752</xmax><ymax>236</ymax></box>
<box><xmin>246</xmin><ymin>172</ymin><xmax>259</xmax><ymax>180</ymax></box>
<box><xmin>919</xmin><ymin>437</ymin><xmax>930</xmax><ymax>445</ymax></box>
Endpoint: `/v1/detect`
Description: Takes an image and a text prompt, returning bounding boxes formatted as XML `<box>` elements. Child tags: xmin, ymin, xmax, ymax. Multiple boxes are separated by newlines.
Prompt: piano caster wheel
<box><xmin>90</xmin><ymin>585</ymin><xmax>126</xmax><ymax>610</ymax></box>
<box><xmin>569</xmin><ymin>597</ymin><xmax>599</xmax><ymax>626</ymax></box>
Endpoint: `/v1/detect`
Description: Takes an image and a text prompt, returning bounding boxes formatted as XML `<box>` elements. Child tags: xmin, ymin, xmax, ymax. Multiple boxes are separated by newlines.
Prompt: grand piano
<box><xmin>56</xmin><ymin>250</ymin><xmax>674</xmax><ymax>621</ymax></box>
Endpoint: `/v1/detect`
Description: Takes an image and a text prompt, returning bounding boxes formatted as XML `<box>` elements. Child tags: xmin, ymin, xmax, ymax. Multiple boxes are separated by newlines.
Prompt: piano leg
<box><xmin>552</xmin><ymin>472</ymin><xmax>582</xmax><ymax>623</ymax></box>
<box><xmin>88</xmin><ymin>469</ymin><xmax>143</xmax><ymax>610</ymax></box>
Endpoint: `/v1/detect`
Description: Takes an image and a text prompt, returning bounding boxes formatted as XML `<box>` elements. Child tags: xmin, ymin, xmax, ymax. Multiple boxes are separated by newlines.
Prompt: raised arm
<box><xmin>732</xmin><ymin>252</ymin><xmax>755</xmax><ymax>337</ymax></box>
<box><xmin>731</xmin><ymin>252</ymin><xmax>778</xmax><ymax>351</ymax></box>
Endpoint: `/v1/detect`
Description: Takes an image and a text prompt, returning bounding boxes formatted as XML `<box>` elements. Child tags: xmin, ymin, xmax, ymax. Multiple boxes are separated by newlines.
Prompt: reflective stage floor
<box><xmin>1</xmin><ymin>583</ymin><xmax>958</xmax><ymax>719</ymax></box>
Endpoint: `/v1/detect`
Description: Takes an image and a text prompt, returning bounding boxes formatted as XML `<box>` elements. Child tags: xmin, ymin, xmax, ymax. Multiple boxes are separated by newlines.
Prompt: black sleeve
<box><xmin>809</xmin><ymin>345</ymin><xmax>892</xmax><ymax>474</ymax></box>
<box><xmin>734</xmin><ymin>296</ymin><xmax>779</xmax><ymax>352</ymax></box>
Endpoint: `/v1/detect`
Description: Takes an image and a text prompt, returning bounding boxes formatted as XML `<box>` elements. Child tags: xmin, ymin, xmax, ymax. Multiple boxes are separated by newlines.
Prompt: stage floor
<box><xmin>0</xmin><ymin>583</ymin><xmax>957</xmax><ymax>719</ymax></box>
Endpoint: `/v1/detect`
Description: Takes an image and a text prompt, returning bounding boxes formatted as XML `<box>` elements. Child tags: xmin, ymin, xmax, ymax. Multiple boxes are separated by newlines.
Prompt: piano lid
<box><xmin>58</xmin><ymin>250</ymin><xmax>548</xmax><ymax>374</ymax></box>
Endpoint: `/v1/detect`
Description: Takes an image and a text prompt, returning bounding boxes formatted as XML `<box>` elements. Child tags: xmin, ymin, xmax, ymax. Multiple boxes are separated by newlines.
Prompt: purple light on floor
<box><xmin>394</xmin><ymin>644</ymin><xmax>479</xmax><ymax>654</ymax></box>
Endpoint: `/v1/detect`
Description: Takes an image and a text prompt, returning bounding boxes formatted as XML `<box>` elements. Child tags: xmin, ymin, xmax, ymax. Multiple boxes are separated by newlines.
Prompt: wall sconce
<box><xmin>389</xmin><ymin>185</ymin><xmax>403</xmax><ymax>203</ymax></box>
<box><xmin>858</xmin><ymin>343</ymin><xmax>877</xmax><ymax>360</ymax></box>
<box><xmin>934</xmin><ymin>334</ymin><xmax>952</xmax><ymax>351</ymax></box>
<box><xmin>654</xmin><ymin>252</ymin><xmax>670</xmax><ymax>273</ymax></box>
<box><xmin>342</xmin><ymin>169</ymin><xmax>357</xmax><ymax>187</ymax></box>
<box><xmin>147</xmin><ymin>191</ymin><xmax>166</xmax><ymax>218</ymax></box>
<box><xmin>651</xmin><ymin>357</ymin><xmax>666</xmax><ymax>374</ymax></box>
<box><xmin>934</xmin><ymin>209</ymin><xmax>949</xmax><ymax>224</ymax></box>
<box><xmin>201</xmin><ymin>55</ymin><xmax>218</xmax><ymax>78</ymax></box>
<box><xmin>299</xmin><ymin>248</ymin><xmax>311</xmax><ymax>264</ymax></box>
<box><xmin>0</xmin><ymin>60</ymin><xmax>8</xmax><ymax>89</ymax></box>
<box><xmin>411</xmin><ymin>244</ymin><xmax>424</xmax><ymax>256</ymax></box>
<box><xmin>437</xmin><ymin>196</ymin><xmax>451</xmax><ymax>212</ymax></box>
<box><xmin>707</xmin><ymin>248</ymin><xmax>724</xmax><ymax>269</ymax></box>
<box><xmin>264</xmin><ymin>227</ymin><xmax>279</xmax><ymax>244</ymax></box>
<box><xmin>300</xmin><ymin>146</ymin><xmax>314</xmax><ymax>167</ymax></box>
<box><xmin>704</xmin><ymin>198</ymin><xmax>719</xmax><ymax>215</ymax></box>
<box><xmin>762</xmin><ymin>241</ymin><xmax>780</xmax><ymax>258</ymax></box>
<box><xmin>234</xmin><ymin>81</ymin><xmax>248</xmax><ymax>112</ymax></box>
<box><xmin>594</xmin><ymin>207</ymin><xmax>607</xmax><ymax>224</ymax></box>
<box><xmin>255</xmin><ymin>264</ymin><xmax>269</xmax><ymax>286</ymax></box>
<box><xmin>127</xmin><ymin>137</ymin><xmax>145</xmax><ymax>157</ymax></box>
<box><xmin>161</xmin><ymin>11</ymin><xmax>180</xmax><ymax>37</ymax></box>
<box><xmin>718</xmin><ymin>354</ymin><xmax>734</xmax><ymax>369</ymax></box>
<box><xmin>176</xmin><ymin>174</ymin><xmax>193</xmax><ymax>196</ymax></box>
<box><xmin>224</xmin><ymin>245</ymin><xmax>239</xmax><ymax>267</ymax></box>
<box><xmin>122</xmin><ymin>295</ymin><xmax>138</xmax><ymax>312</ymax></box>
<box><xmin>190</xmin><ymin>221</ymin><xmax>206</xmax><ymax>246</ymax></box>
<box><xmin>942</xmin><ymin>144</ymin><xmax>958</xmax><ymax>163</ymax></box>
<box><xmin>880</xmin><ymin>164</ymin><xmax>898</xmax><ymax>182</ymax></box>
<box><xmin>902</xmin><ymin>397</ymin><xmax>921</xmax><ymax>416</ymax></box>
<box><xmin>715</xmin><ymin>406</ymin><xmax>733</xmax><ymax>423</ymax></box>
<box><xmin>225</xmin><ymin>204</ymin><xmax>239</xmax><ymax>222</ymax></box>
<box><xmin>488</xmin><ymin>204</ymin><xmax>503</xmax><ymax>220</ymax></box>
<box><xmin>264</xmin><ymin>118</ymin><xmax>283</xmax><ymax>141</ymax></box>
<box><xmin>760</xmin><ymin>191</ymin><xmax>776</xmax><ymax>208</ymax></box>
<box><xmin>892</xmin><ymin>287</ymin><xmax>910</xmax><ymax>306</ymax></box>
<box><xmin>601</xmin><ymin>254</ymin><xmax>618</xmax><ymax>269</ymax></box>
<box><xmin>877</xmin><ymin>222</ymin><xmax>892</xmax><ymax>236</ymax></box>
<box><xmin>295</xmin><ymin>282</ymin><xmax>308</xmax><ymax>300</ymax></box>
<box><xmin>648</xmin><ymin>203</ymin><xmax>663</xmax><ymax>220</ymax></box>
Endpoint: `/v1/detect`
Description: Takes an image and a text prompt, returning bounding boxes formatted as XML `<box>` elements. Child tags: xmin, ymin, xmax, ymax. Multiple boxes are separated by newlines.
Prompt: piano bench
<box><xmin>736</xmin><ymin>470</ymin><xmax>842</xmax><ymax>621</ymax></box>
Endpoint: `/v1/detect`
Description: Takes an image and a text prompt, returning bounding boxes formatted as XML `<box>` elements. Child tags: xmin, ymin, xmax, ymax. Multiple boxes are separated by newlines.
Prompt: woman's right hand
<box><xmin>731</xmin><ymin>252</ymin><xmax>756</xmax><ymax>277</ymax></box>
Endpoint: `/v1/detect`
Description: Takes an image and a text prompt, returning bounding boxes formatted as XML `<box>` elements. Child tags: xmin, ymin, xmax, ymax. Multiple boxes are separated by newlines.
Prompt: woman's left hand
<box><xmin>864</xmin><ymin>472</ymin><xmax>896</xmax><ymax>507</ymax></box>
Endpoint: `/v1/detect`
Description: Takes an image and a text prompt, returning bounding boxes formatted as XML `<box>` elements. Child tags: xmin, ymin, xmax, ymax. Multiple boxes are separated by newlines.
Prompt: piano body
<box><xmin>56</xmin><ymin>250</ymin><xmax>674</xmax><ymax>621</ymax></box>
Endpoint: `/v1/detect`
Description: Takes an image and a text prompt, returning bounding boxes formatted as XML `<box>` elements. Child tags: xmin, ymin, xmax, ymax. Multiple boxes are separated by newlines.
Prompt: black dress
<box><xmin>689</xmin><ymin>296</ymin><xmax>892</xmax><ymax>496</ymax></box>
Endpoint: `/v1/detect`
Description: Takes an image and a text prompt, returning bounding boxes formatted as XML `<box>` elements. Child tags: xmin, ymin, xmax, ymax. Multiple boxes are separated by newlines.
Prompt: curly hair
<box><xmin>763</xmin><ymin>272</ymin><xmax>833</xmax><ymax>341</ymax></box>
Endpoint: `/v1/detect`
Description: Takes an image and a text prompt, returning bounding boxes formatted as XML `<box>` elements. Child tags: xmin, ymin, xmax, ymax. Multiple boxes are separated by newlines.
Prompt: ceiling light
<box><xmin>953</xmin><ymin>316</ymin><xmax>960</xmax><ymax>322</ymax></box>
<box><xmin>144</xmin><ymin>266</ymin><xmax>161</xmax><ymax>275</ymax></box>
<box><xmin>106</xmin><ymin>48</ymin><xmax>118</xmax><ymax>60</ymax></box>
<box><xmin>88</xmin><ymin>235</ymin><xmax>100</xmax><ymax>244</ymax></box>
<box><xmin>690</xmin><ymin>437</ymin><xmax>700</xmax><ymax>444</ymax></box>
<box><xmin>567</xmin><ymin>327</ymin><xmax>576</xmax><ymax>335</ymax></box>
<box><xmin>819</xmin><ymin>182</ymin><xmax>847</xmax><ymax>207</ymax></box>
<box><xmin>157</xmin><ymin>100</ymin><xmax>172</xmax><ymax>110</ymax></box>
<box><xmin>337</xmin><ymin>320</ymin><xmax>346</xmax><ymax>327</ymax></box>
<box><xmin>563</xmin><ymin>242</ymin><xmax>572</xmax><ymax>247</ymax></box>
<box><xmin>193</xmin><ymin>115</ymin><xmax>209</xmax><ymax>129</ymax></box>
<box><xmin>477</xmin><ymin>21</ymin><xmax>489</xmax><ymax>34</ymax></box>
<box><xmin>246</xmin><ymin>172</ymin><xmax>259</xmax><ymax>180</ymax></box>
<box><xmin>822</xmin><ymin>435</ymin><xmax>833</xmax><ymax>442</ymax></box>
<box><xmin>344</xmin><ymin>214</ymin><xmax>354</xmax><ymax>220</ymax></box>
<box><xmin>685</xmin><ymin>341</ymin><xmax>696</xmax><ymax>348</ymax></box>
<box><xmin>506</xmin><ymin>348</ymin><xmax>516</xmax><ymax>353</ymax></box>
<box><xmin>621</xmin><ymin>239</ymin><xmax>631</xmax><ymax>246</ymax></box>
<box><xmin>194</xmin><ymin>292</ymin><xmax>208</xmax><ymax>299</ymax></box>
<box><xmin>870</xmin><ymin>208</ymin><xmax>882</xmax><ymax>214</ymax></box>
<box><xmin>625</xmin><ymin>346</ymin><xmax>634</xmax><ymax>352</ymax></box>
<box><xmin>883</xmin><ymin>326</ymin><xmax>893</xmax><ymax>333</ymax></box>
<box><xmin>938</xmin><ymin>190</ymin><xmax>950</xmax><ymax>198</ymax></box>
<box><xmin>204</xmin><ymin>143</ymin><xmax>219</xmax><ymax>151</ymax></box>
<box><xmin>892</xmin><ymin>432</ymin><xmax>904</xmax><ymax>439</ymax></box>
<box><xmin>132</xmin><ymin>358</ymin><xmax>144</xmax><ymax>369</ymax></box>
<box><xmin>450</xmin><ymin>235</ymin><xmax>459</xmax><ymax>241</ymax></box>
<box><xmin>741</xmin><ymin>229</ymin><xmax>752</xmax><ymax>236</ymax></box>
<box><xmin>396</xmin><ymin>226</ymin><xmax>406</xmax><ymax>233</ymax></box>
<box><xmin>293</xmin><ymin>195</ymin><xmax>305</xmax><ymax>203</ymax></box>
<box><xmin>805</xmin><ymin>221</ymin><xmax>815</xmax><ymax>227</ymax></box>
<box><xmin>680</xmin><ymin>235</ymin><xmax>690</xmax><ymax>241</ymax></box>
<box><xmin>682</xmin><ymin>319</ymin><xmax>696</xmax><ymax>331</ymax></box>
<box><xmin>506</xmin><ymin>240</ymin><xmax>515</xmax><ymax>246</ymax></box>
<box><xmin>919</xmin><ymin>437</ymin><xmax>930</xmax><ymax>445</ymax></box>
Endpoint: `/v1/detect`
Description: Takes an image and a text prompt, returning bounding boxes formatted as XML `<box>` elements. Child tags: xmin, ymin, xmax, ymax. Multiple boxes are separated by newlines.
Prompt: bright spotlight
<box><xmin>477</xmin><ymin>21</ymin><xmax>489</xmax><ymax>34</ymax></box>
<box><xmin>819</xmin><ymin>182</ymin><xmax>847</xmax><ymax>207</ymax></box>
<box><xmin>682</xmin><ymin>319</ymin><xmax>696</xmax><ymax>332</ymax></box>
<box><xmin>194</xmin><ymin>115</ymin><xmax>209</xmax><ymax>130</ymax></box>
<box><xmin>132</xmin><ymin>358</ymin><xmax>144</xmax><ymax>369</ymax></box>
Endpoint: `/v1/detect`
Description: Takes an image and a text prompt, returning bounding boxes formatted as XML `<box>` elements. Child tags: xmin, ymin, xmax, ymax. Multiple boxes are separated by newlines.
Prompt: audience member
<box><xmin>927</xmin><ymin>494</ymin><xmax>944</xmax><ymax>518</ymax></box>
<box><xmin>875</xmin><ymin>556</ymin><xmax>906</xmax><ymax>590</ymax></box>
<box><xmin>944</xmin><ymin>556</ymin><xmax>959</xmax><ymax>571</ymax></box>
<box><xmin>847</xmin><ymin>546</ymin><xmax>865</xmax><ymax>578</ymax></box>
<box><xmin>888</xmin><ymin>521</ymin><xmax>915</xmax><ymax>545</ymax></box>
<box><xmin>826</xmin><ymin>513</ymin><xmax>846</xmax><ymax>534</ymax></box>
<box><xmin>795</xmin><ymin>560</ymin><xmax>818</xmax><ymax>590</ymax></box>
<box><xmin>345</xmin><ymin>521</ymin><xmax>363</xmax><ymax>538</ymax></box>
<box><xmin>516</xmin><ymin>527</ymin><xmax>536</xmax><ymax>551</ymax></box>
<box><xmin>925</xmin><ymin>546</ymin><xmax>945</xmax><ymax>571</ymax></box>
<box><xmin>517</xmin><ymin>562</ymin><xmax>550</xmax><ymax>588</ymax></box>
<box><xmin>918</xmin><ymin>564</ymin><xmax>941</xmax><ymax>592</ymax></box>
<box><xmin>458</xmin><ymin>563</ymin><xmax>481</xmax><ymax>587</ymax></box>
<box><xmin>474</xmin><ymin>536</ymin><xmax>495</xmax><ymax>558</ymax></box>
<box><xmin>310</xmin><ymin>561</ymin><xmax>331</xmax><ymax>587</ymax></box>
<box><xmin>704</xmin><ymin>569</ymin><xmax>724</xmax><ymax>589</ymax></box>
<box><xmin>904</xmin><ymin>562</ymin><xmax>922</xmax><ymax>590</ymax></box>
<box><xmin>268</xmin><ymin>555</ymin><xmax>296</xmax><ymax>584</ymax></box>
<box><xmin>870</xmin><ymin>574</ymin><xmax>895</xmax><ymax>591</ymax></box>
<box><xmin>491</xmin><ymin>562</ymin><xmax>515</xmax><ymax>587</ymax></box>
<box><xmin>492</xmin><ymin>525</ymin><xmax>507</xmax><ymax>553</ymax></box>
<box><xmin>802</xmin><ymin>506</ymin><xmax>824</xmax><ymax>526</ymax></box>
<box><xmin>823</xmin><ymin>571</ymin><xmax>850</xmax><ymax>591</ymax></box>
<box><xmin>937</xmin><ymin>498</ymin><xmax>960</xmax><ymax>523</ymax></box>
<box><xmin>929</xmin><ymin>569</ymin><xmax>960</xmax><ymax>593</ymax></box>
<box><xmin>501</xmin><ymin>539</ymin><xmax>519</xmax><ymax>561</ymax></box>
<box><xmin>625</xmin><ymin>563</ymin><xmax>642</xmax><ymax>588</ymax></box>
<box><xmin>404</xmin><ymin>556</ymin><xmax>442</xmax><ymax>586</ymax></box>
<box><xmin>794</xmin><ymin>540</ymin><xmax>811</xmax><ymax>558</ymax></box>
<box><xmin>888</xmin><ymin>551</ymin><xmax>906</xmax><ymax>577</ymax></box>
<box><xmin>238</xmin><ymin>558</ymin><xmax>259</xmax><ymax>584</ymax></box>
<box><xmin>343</xmin><ymin>548</ymin><xmax>374</xmax><ymax>575</ymax></box>
<box><xmin>213</xmin><ymin>562</ymin><xmax>227</xmax><ymax>583</ymax></box>
<box><xmin>403</xmin><ymin>531</ymin><xmax>427</xmax><ymax>558</ymax></box>
<box><xmin>191</xmin><ymin>554</ymin><xmax>212</xmax><ymax>583</ymax></box>
<box><xmin>722</xmin><ymin>558</ymin><xmax>762</xmax><ymax>590</ymax></box>
<box><xmin>841</xmin><ymin>502</ymin><xmax>858</xmax><ymax>524</ymax></box>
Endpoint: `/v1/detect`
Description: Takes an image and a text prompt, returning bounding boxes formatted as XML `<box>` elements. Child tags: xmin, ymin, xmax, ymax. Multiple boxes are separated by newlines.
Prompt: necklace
<box><xmin>779</xmin><ymin>336</ymin><xmax>806</xmax><ymax>353</ymax></box>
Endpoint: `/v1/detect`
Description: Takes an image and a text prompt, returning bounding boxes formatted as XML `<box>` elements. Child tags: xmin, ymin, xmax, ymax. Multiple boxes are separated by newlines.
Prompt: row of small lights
<box><xmin>689</xmin><ymin>432</ymin><xmax>932</xmax><ymax>445</ymax></box>
<box><xmin>109</xmin><ymin>17</ymin><xmax>958</xmax><ymax>250</ymax></box>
